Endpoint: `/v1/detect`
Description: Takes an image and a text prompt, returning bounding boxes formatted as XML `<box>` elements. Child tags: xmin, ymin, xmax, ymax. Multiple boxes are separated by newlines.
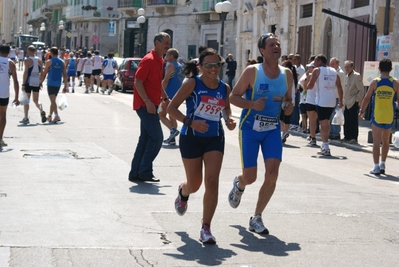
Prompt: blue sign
<box><xmin>108</xmin><ymin>21</ymin><xmax>116</xmax><ymax>36</ymax></box>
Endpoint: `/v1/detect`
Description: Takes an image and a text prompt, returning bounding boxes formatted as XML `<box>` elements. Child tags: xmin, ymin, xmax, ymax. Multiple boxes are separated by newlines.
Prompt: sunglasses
<box><xmin>260</xmin><ymin>33</ymin><xmax>275</xmax><ymax>44</ymax></box>
<box><xmin>202</xmin><ymin>62</ymin><xmax>222</xmax><ymax>69</ymax></box>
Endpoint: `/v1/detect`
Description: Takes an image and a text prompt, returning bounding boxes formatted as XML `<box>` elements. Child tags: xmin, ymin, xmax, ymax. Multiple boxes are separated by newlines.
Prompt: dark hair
<box><xmin>282</xmin><ymin>60</ymin><xmax>298</xmax><ymax>88</ymax></box>
<box><xmin>316</xmin><ymin>54</ymin><xmax>327</xmax><ymax>65</ymax></box>
<box><xmin>257</xmin><ymin>56</ymin><xmax>263</xmax><ymax>63</ymax></box>
<box><xmin>153</xmin><ymin>32</ymin><xmax>170</xmax><ymax>46</ymax></box>
<box><xmin>87</xmin><ymin>52</ymin><xmax>92</xmax><ymax>57</ymax></box>
<box><xmin>184</xmin><ymin>60</ymin><xmax>198</xmax><ymax>78</ymax></box>
<box><xmin>257</xmin><ymin>33</ymin><xmax>277</xmax><ymax>50</ymax></box>
<box><xmin>0</xmin><ymin>44</ymin><xmax>11</xmax><ymax>54</ymax></box>
<box><xmin>379</xmin><ymin>58</ymin><xmax>392</xmax><ymax>72</ymax></box>
<box><xmin>108</xmin><ymin>53</ymin><xmax>114</xmax><ymax>58</ymax></box>
<box><xmin>94</xmin><ymin>50</ymin><xmax>100</xmax><ymax>55</ymax></box>
<box><xmin>50</xmin><ymin>47</ymin><xmax>58</xmax><ymax>56</ymax></box>
<box><xmin>309</xmin><ymin>55</ymin><xmax>316</xmax><ymax>62</ymax></box>
<box><xmin>198</xmin><ymin>48</ymin><xmax>222</xmax><ymax>65</ymax></box>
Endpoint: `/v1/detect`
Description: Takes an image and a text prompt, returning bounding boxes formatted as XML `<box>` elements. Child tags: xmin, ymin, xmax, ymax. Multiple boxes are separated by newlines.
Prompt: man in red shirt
<box><xmin>129</xmin><ymin>32</ymin><xmax>170</xmax><ymax>183</ymax></box>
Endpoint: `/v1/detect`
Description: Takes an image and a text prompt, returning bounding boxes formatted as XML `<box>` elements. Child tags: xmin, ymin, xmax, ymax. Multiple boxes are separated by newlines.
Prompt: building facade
<box><xmin>1</xmin><ymin>0</ymin><xmax>397</xmax><ymax>79</ymax></box>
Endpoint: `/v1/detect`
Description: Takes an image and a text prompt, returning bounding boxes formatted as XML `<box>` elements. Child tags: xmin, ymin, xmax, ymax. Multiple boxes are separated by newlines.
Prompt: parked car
<box><xmin>115</xmin><ymin>58</ymin><xmax>141</xmax><ymax>93</ymax></box>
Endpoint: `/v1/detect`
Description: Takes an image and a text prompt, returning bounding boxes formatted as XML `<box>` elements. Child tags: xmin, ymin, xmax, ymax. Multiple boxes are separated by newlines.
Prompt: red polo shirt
<box><xmin>133</xmin><ymin>49</ymin><xmax>163</xmax><ymax>110</ymax></box>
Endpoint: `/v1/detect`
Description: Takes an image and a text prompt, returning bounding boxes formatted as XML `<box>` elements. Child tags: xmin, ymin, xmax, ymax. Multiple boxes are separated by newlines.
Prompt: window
<box><xmin>353</xmin><ymin>0</ymin><xmax>369</xmax><ymax>8</ymax></box>
<box><xmin>301</xmin><ymin>3</ymin><xmax>313</xmax><ymax>18</ymax></box>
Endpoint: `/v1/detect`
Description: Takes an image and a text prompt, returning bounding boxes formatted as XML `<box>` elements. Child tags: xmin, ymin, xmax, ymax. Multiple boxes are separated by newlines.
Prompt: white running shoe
<box><xmin>249</xmin><ymin>215</ymin><xmax>269</xmax><ymax>234</ymax></box>
<box><xmin>228</xmin><ymin>176</ymin><xmax>244</xmax><ymax>208</ymax></box>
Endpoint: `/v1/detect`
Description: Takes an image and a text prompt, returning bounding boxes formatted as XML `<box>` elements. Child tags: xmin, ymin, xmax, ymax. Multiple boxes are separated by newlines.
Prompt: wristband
<box><xmin>183</xmin><ymin>116</ymin><xmax>193</xmax><ymax>127</ymax></box>
<box><xmin>143</xmin><ymin>97</ymin><xmax>149</xmax><ymax>102</ymax></box>
<box><xmin>359</xmin><ymin>109</ymin><xmax>365</xmax><ymax>114</ymax></box>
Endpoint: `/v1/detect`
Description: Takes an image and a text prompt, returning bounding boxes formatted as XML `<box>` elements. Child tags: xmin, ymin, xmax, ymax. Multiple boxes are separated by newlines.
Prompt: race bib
<box><xmin>194</xmin><ymin>100</ymin><xmax>224</xmax><ymax>121</ymax></box>
<box><xmin>253</xmin><ymin>114</ymin><xmax>278</xmax><ymax>132</ymax></box>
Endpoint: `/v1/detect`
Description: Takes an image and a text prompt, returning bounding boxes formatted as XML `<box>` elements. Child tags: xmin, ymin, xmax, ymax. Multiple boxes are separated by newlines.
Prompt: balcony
<box><xmin>28</xmin><ymin>7</ymin><xmax>46</xmax><ymax>25</ymax></box>
<box><xmin>65</xmin><ymin>6</ymin><xmax>120</xmax><ymax>21</ymax></box>
<box><xmin>65</xmin><ymin>5</ymin><xmax>84</xmax><ymax>21</ymax></box>
<box><xmin>118</xmin><ymin>0</ymin><xmax>142</xmax><ymax>17</ymax></box>
<box><xmin>147</xmin><ymin>0</ymin><xmax>177</xmax><ymax>14</ymax></box>
<box><xmin>47</xmin><ymin>0</ymin><xmax>68</xmax><ymax>8</ymax></box>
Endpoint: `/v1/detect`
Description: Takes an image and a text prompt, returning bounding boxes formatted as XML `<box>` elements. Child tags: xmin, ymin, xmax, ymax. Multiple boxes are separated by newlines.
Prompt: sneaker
<box><xmin>308</xmin><ymin>138</ymin><xmax>316</xmax><ymax>146</ymax></box>
<box><xmin>370</xmin><ymin>166</ymin><xmax>380</xmax><ymax>175</ymax></box>
<box><xmin>282</xmin><ymin>132</ymin><xmax>289</xmax><ymax>143</ymax></box>
<box><xmin>20</xmin><ymin>117</ymin><xmax>29</xmax><ymax>124</ymax></box>
<box><xmin>317</xmin><ymin>148</ymin><xmax>331</xmax><ymax>156</ymax></box>
<box><xmin>306</xmin><ymin>135</ymin><xmax>311</xmax><ymax>141</ymax></box>
<box><xmin>0</xmin><ymin>139</ymin><xmax>7</xmax><ymax>147</ymax></box>
<box><xmin>79</xmin><ymin>82</ymin><xmax>82</xmax><ymax>87</ymax></box>
<box><xmin>53</xmin><ymin>116</ymin><xmax>61</xmax><ymax>123</ymax></box>
<box><xmin>107</xmin><ymin>89</ymin><xmax>111</xmax><ymax>95</ymax></box>
<box><xmin>72</xmin><ymin>88</ymin><xmax>75</xmax><ymax>93</ymax></box>
<box><xmin>174</xmin><ymin>184</ymin><xmax>188</xmax><ymax>216</ymax></box>
<box><xmin>166</xmin><ymin>137</ymin><xmax>176</xmax><ymax>146</ymax></box>
<box><xmin>228</xmin><ymin>176</ymin><xmax>244</xmax><ymax>208</ymax></box>
<box><xmin>349</xmin><ymin>139</ymin><xmax>358</xmax><ymax>144</ymax></box>
<box><xmin>96</xmin><ymin>88</ymin><xmax>99</xmax><ymax>93</ymax></box>
<box><xmin>101</xmin><ymin>88</ymin><xmax>105</xmax><ymax>94</ymax></box>
<box><xmin>249</xmin><ymin>215</ymin><xmax>269</xmax><ymax>235</ymax></box>
<box><xmin>40</xmin><ymin>111</ymin><xmax>46</xmax><ymax>123</ymax></box>
<box><xmin>164</xmin><ymin>128</ymin><xmax>180</xmax><ymax>144</ymax></box>
<box><xmin>379</xmin><ymin>163</ymin><xmax>385</xmax><ymax>174</ymax></box>
<box><xmin>199</xmin><ymin>224</ymin><xmax>216</xmax><ymax>244</ymax></box>
<box><xmin>84</xmin><ymin>89</ymin><xmax>89</xmax><ymax>94</ymax></box>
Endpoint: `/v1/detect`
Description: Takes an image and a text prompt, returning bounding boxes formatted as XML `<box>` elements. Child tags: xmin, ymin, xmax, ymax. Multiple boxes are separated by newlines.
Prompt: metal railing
<box><xmin>147</xmin><ymin>0</ymin><xmax>176</xmax><ymax>6</ymax></box>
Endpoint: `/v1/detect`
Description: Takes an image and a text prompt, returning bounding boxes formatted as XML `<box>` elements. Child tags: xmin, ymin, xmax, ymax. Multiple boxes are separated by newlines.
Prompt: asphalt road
<box><xmin>0</xmin><ymin>70</ymin><xmax>398</xmax><ymax>266</ymax></box>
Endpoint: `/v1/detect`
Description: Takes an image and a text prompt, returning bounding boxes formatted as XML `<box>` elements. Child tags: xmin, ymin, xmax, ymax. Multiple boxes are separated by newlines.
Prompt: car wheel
<box><xmin>121</xmin><ymin>83</ymin><xmax>127</xmax><ymax>93</ymax></box>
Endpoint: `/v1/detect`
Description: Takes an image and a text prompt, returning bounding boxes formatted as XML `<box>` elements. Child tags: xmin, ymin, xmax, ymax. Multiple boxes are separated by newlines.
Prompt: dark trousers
<box><xmin>343</xmin><ymin>102</ymin><xmax>359</xmax><ymax>141</ymax></box>
<box><xmin>129</xmin><ymin>107</ymin><xmax>163</xmax><ymax>178</ymax></box>
<box><xmin>227</xmin><ymin>75</ymin><xmax>235</xmax><ymax>90</ymax></box>
<box><xmin>290</xmin><ymin>91</ymin><xmax>300</xmax><ymax>125</ymax></box>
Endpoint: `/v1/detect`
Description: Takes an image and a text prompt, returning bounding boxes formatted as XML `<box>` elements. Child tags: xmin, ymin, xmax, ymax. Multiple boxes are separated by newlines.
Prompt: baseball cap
<box><xmin>306</xmin><ymin>61</ymin><xmax>315</xmax><ymax>67</ymax></box>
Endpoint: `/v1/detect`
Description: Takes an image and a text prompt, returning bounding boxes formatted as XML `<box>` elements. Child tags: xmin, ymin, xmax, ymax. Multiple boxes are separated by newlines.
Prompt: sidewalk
<box><xmin>230</xmin><ymin>106</ymin><xmax>399</xmax><ymax>160</ymax></box>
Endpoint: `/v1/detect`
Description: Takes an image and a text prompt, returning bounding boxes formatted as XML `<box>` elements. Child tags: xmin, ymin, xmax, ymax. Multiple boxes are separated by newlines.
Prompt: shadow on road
<box><xmin>364</xmin><ymin>173</ymin><xmax>399</xmax><ymax>182</ymax></box>
<box><xmin>229</xmin><ymin>225</ymin><xmax>301</xmax><ymax>257</ymax></box>
<box><xmin>129</xmin><ymin>183</ymin><xmax>171</xmax><ymax>195</ymax></box>
<box><xmin>164</xmin><ymin>231</ymin><xmax>237</xmax><ymax>266</ymax></box>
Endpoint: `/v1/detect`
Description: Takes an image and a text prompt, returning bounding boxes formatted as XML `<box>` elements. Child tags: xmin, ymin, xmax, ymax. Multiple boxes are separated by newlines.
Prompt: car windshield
<box><xmin>129</xmin><ymin>60</ymin><xmax>140</xmax><ymax>70</ymax></box>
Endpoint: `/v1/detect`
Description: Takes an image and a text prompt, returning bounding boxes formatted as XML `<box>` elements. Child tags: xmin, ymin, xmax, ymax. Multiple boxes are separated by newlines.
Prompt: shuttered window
<box><xmin>301</xmin><ymin>4</ymin><xmax>313</xmax><ymax>18</ymax></box>
<box><xmin>353</xmin><ymin>0</ymin><xmax>369</xmax><ymax>8</ymax></box>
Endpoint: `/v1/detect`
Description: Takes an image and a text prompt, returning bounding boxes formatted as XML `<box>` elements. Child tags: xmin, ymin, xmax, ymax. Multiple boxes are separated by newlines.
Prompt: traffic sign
<box><xmin>66</xmin><ymin>32</ymin><xmax>72</xmax><ymax>38</ymax></box>
<box><xmin>91</xmin><ymin>35</ymin><xmax>100</xmax><ymax>45</ymax></box>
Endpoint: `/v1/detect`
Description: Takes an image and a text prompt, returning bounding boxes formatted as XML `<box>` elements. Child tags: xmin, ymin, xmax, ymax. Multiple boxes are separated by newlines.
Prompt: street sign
<box><xmin>363</xmin><ymin>61</ymin><xmax>399</xmax><ymax>86</ymax></box>
<box><xmin>66</xmin><ymin>32</ymin><xmax>72</xmax><ymax>38</ymax></box>
<box><xmin>376</xmin><ymin>35</ymin><xmax>391</xmax><ymax>61</ymax></box>
<box><xmin>91</xmin><ymin>35</ymin><xmax>100</xmax><ymax>45</ymax></box>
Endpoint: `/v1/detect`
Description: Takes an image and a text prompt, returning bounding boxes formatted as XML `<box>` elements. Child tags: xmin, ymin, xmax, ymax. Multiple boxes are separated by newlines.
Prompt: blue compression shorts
<box><xmin>239</xmin><ymin>126</ymin><xmax>282</xmax><ymax>169</ymax></box>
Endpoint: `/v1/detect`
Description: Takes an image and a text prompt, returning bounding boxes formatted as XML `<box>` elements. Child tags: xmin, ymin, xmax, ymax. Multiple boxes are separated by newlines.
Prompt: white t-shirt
<box><xmin>83</xmin><ymin>58</ymin><xmax>93</xmax><ymax>74</ymax></box>
<box><xmin>0</xmin><ymin>57</ymin><xmax>10</xmax><ymax>98</ymax></box>
<box><xmin>92</xmin><ymin>55</ymin><xmax>103</xmax><ymax>70</ymax></box>
<box><xmin>316</xmin><ymin>66</ymin><xmax>337</xmax><ymax>107</ymax></box>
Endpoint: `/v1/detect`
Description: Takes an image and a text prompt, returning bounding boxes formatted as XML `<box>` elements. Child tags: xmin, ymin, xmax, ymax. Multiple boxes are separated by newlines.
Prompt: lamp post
<box><xmin>28</xmin><ymin>24</ymin><xmax>33</xmax><ymax>35</ymax></box>
<box><xmin>58</xmin><ymin>20</ymin><xmax>64</xmax><ymax>48</ymax></box>
<box><xmin>17</xmin><ymin>27</ymin><xmax>23</xmax><ymax>47</ymax></box>
<box><xmin>215</xmin><ymin>1</ymin><xmax>232</xmax><ymax>80</ymax></box>
<box><xmin>137</xmin><ymin>8</ymin><xmax>146</xmax><ymax>57</ymax></box>
<box><xmin>40</xmin><ymin>23</ymin><xmax>46</xmax><ymax>43</ymax></box>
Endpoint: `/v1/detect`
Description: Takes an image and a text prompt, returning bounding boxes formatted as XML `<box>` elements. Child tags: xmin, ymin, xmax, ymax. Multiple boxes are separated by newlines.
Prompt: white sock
<box><xmin>380</xmin><ymin>161</ymin><xmax>385</xmax><ymax>165</ymax></box>
<box><xmin>374</xmin><ymin>163</ymin><xmax>379</xmax><ymax>169</ymax></box>
<box><xmin>72</xmin><ymin>82</ymin><xmax>75</xmax><ymax>87</ymax></box>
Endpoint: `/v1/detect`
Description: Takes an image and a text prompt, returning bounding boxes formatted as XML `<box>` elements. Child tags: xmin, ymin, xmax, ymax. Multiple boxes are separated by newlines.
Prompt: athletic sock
<box><xmin>179</xmin><ymin>187</ymin><xmax>189</xmax><ymax>201</ymax></box>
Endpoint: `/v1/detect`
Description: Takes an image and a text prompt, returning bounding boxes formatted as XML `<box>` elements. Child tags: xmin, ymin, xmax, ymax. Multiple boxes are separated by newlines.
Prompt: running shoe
<box><xmin>166</xmin><ymin>137</ymin><xmax>176</xmax><ymax>146</ymax></box>
<box><xmin>249</xmin><ymin>215</ymin><xmax>269</xmax><ymax>235</ymax></box>
<box><xmin>107</xmin><ymin>89</ymin><xmax>111</xmax><ymax>95</ymax></box>
<box><xmin>228</xmin><ymin>176</ymin><xmax>244</xmax><ymax>208</ymax></box>
<box><xmin>40</xmin><ymin>111</ymin><xmax>46</xmax><ymax>123</ymax></box>
<box><xmin>0</xmin><ymin>139</ymin><xmax>7</xmax><ymax>147</ymax></box>
<box><xmin>199</xmin><ymin>224</ymin><xmax>216</xmax><ymax>244</ymax></box>
<box><xmin>20</xmin><ymin>117</ymin><xmax>29</xmax><ymax>124</ymax></box>
<box><xmin>72</xmin><ymin>88</ymin><xmax>75</xmax><ymax>93</ymax></box>
<box><xmin>163</xmin><ymin>128</ymin><xmax>180</xmax><ymax>144</ymax></box>
<box><xmin>379</xmin><ymin>163</ymin><xmax>385</xmax><ymax>174</ymax></box>
<box><xmin>317</xmin><ymin>149</ymin><xmax>331</xmax><ymax>156</ymax></box>
<box><xmin>89</xmin><ymin>87</ymin><xmax>94</xmax><ymax>92</ymax></box>
<box><xmin>370</xmin><ymin>166</ymin><xmax>381</xmax><ymax>175</ymax></box>
<box><xmin>308</xmin><ymin>138</ymin><xmax>316</xmax><ymax>146</ymax></box>
<box><xmin>84</xmin><ymin>89</ymin><xmax>89</xmax><ymax>94</ymax></box>
<box><xmin>174</xmin><ymin>184</ymin><xmax>188</xmax><ymax>216</ymax></box>
<box><xmin>96</xmin><ymin>88</ymin><xmax>99</xmax><ymax>93</ymax></box>
<box><xmin>53</xmin><ymin>116</ymin><xmax>61</xmax><ymax>123</ymax></box>
<box><xmin>282</xmin><ymin>132</ymin><xmax>289</xmax><ymax>143</ymax></box>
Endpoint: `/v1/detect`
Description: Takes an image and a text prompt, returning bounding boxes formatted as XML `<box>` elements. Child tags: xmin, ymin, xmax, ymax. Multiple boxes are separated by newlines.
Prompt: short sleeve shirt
<box><xmin>133</xmin><ymin>49</ymin><xmax>164</xmax><ymax>110</ymax></box>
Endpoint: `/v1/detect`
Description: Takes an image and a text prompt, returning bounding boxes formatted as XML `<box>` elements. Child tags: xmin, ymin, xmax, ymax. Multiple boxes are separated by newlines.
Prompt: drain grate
<box><xmin>22</xmin><ymin>149</ymin><xmax>78</xmax><ymax>159</ymax></box>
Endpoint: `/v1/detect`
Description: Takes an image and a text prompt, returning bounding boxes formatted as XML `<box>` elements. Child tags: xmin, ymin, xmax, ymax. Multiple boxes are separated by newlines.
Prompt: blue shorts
<box><xmin>371</xmin><ymin>119</ymin><xmax>393</xmax><ymax>129</ymax></box>
<box><xmin>103</xmin><ymin>74</ymin><xmax>114</xmax><ymax>81</ymax></box>
<box><xmin>10</xmin><ymin>57</ymin><xmax>15</xmax><ymax>61</ymax></box>
<box><xmin>67</xmin><ymin>70</ymin><xmax>76</xmax><ymax>77</ymax></box>
<box><xmin>240</xmin><ymin>126</ymin><xmax>282</xmax><ymax>169</ymax></box>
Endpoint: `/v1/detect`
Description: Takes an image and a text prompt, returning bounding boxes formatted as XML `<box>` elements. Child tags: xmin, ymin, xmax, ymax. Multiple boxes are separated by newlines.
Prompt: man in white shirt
<box><xmin>329</xmin><ymin>57</ymin><xmax>345</xmax><ymax>140</ymax></box>
<box><xmin>291</xmin><ymin>54</ymin><xmax>306</xmax><ymax>130</ymax></box>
